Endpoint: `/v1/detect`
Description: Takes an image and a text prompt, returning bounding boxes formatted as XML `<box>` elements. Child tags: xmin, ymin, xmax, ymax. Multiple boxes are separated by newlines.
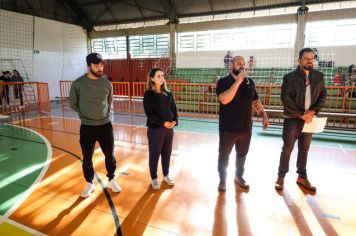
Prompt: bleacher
<box><xmin>168</xmin><ymin>67</ymin><xmax>347</xmax><ymax>85</ymax></box>
<box><xmin>166</xmin><ymin>67</ymin><xmax>355</xmax><ymax>129</ymax></box>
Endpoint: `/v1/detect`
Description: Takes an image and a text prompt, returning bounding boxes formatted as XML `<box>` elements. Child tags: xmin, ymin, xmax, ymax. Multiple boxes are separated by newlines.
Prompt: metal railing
<box><xmin>59</xmin><ymin>81</ymin><xmax>356</xmax><ymax>130</ymax></box>
<box><xmin>0</xmin><ymin>82</ymin><xmax>51</xmax><ymax>114</ymax></box>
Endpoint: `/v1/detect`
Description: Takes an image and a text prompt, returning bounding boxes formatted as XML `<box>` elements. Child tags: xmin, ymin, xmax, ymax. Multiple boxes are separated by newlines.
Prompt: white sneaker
<box><xmin>163</xmin><ymin>176</ymin><xmax>174</xmax><ymax>186</ymax></box>
<box><xmin>107</xmin><ymin>179</ymin><xmax>121</xmax><ymax>193</ymax></box>
<box><xmin>151</xmin><ymin>179</ymin><xmax>160</xmax><ymax>190</ymax></box>
<box><xmin>80</xmin><ymin>183</ymin><xmax>96</xmax><ymax>198</ymax></box>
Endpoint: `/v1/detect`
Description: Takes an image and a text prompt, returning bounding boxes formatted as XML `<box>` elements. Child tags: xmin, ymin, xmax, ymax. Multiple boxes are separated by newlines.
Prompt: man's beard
<box><xmin>303</xmin><ymin>64</ymin><xmax>314</xmax><ymax>72</ymax></box>
<box><xmin>90</xmin><ymin>68</ymin><xmax>103</xmax><ymax>77</ymax></box>
<box><xmin>232</xmin><ymin>68</ymin><xmax>242</xmax><ymax>76</ymax></box>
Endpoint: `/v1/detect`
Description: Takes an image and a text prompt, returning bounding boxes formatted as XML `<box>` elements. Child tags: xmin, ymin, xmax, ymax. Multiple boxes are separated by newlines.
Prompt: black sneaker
<box><xmin>234</xmin><ymin>177</ymin><xmax>250</xmax><ymax>189</ymax></box>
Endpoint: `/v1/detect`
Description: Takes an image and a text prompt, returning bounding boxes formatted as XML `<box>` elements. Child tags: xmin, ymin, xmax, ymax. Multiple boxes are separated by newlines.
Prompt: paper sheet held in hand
<box><xmin>302</xmin><ymin>117</ymin><xmax>327</xmax><ymax>133</ymax></box>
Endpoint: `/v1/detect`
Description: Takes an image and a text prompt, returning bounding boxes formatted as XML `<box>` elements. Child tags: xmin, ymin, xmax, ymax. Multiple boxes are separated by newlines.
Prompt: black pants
<box><xmin>218</xmin><ymin>130</ymin><xmax>252</xmax><ymax>183</ymax></box>
<box><xmin>147</xmin><ymin>126</ymin><xmax>174</xmax><ymax>180</ymax></box>
<box><xmin>1</xmin><ymin>86</ymin><xmax>9</xmax><ymax>105</ymax></box>
<box><xmin>80</xmin><ymin>123</ymin><xmax>116</xmax><ymax>183</ymax></box>
<box><xmin>14</xmin><ymin>87</ymin><xmax>24</xmax><ymax>106</ymax></box>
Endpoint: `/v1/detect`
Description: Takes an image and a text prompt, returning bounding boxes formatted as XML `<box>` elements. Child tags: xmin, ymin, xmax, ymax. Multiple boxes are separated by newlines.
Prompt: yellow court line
<box><xmin>0</xmin><ymin>216</ymin><xmax>46</xmax><ymax>236</ymax></box>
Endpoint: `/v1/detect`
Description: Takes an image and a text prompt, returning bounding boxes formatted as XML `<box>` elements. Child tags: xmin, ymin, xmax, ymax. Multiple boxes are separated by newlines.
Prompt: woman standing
<box><xmin>143</xmin><ymin>68</ymin><xmax>178</xmax><ymax>190</ymax></box>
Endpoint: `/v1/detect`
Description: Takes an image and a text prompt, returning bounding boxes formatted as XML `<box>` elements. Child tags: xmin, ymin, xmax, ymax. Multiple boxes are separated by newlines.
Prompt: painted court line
<box><xmin>0</xmin><ymin>215</ymin><xmax>47</xmax><ymax>236</ymax></box>
<box><xmin>338</xmin><ymin>144</ymin><xmax>347</xmax><ymax>154</ymax></box>
<box><xmin>1</xmin><ymin>124</ymin><xmax>52</xmax><ymax>235</ymax></box>
<box><xmin>21</xmin><ymin>116</ymin><xmax>356</xmax><ymax>151</ymax></box>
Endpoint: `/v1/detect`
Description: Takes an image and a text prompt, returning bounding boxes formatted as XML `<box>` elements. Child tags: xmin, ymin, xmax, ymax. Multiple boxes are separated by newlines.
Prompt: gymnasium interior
<box><xmin>0</xmin><ymin>0</ymin><xmax>355</xmax><ymax>235</ymax></box>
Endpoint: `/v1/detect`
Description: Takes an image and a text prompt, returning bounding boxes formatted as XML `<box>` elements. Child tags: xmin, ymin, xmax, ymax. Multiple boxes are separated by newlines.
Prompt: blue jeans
<box><xmin>218</xmin><ymin>130</ymin><xmax>252</xmax><ymax>183</ymax></box>
<box><xmin>278</xmin><ymin>118</ymin><xmax>313</xmax><ymax>179</ymax></box>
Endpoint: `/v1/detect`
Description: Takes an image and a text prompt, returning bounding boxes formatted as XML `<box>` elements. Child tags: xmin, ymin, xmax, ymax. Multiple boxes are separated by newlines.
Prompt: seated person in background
<box><xmin>247</xmin><ymin>56</ymin><xmax>256</xmax><ymax>71</ymax></box>
<box><xmin>212</xmin><ymin>68</ymin><xmax>223</xmax><ymax>83</ymax></box>
<box><xmin>347</xmin><ymin>64</ymin><xmax>356</xmax><ymax>85</ymax></box>
<box><xmin>333</xmin><ymin>67</ymin><xmax>343</xmax><ymax>86</ymax></box>
<box><xmin>313</xmin><ymin>48</ymin><xmax>319</xmax><ymax>67</ymax></box>
<box><xmin>224</xmin><ymin>51</ymin><xmax>232</xmax><ymax>68</ymax></box>
<box><xmin>268</xmin><ymin>68</ymin><xmax>275</xmax><ymax>84</ymax></box>
<box><xmin>346</xmin><ymin>83</ymin><xmax>356</xmax><ymax>98</ymax></box>
<box><xmin>346</xmin><ymin>64</ymin><xmax>356</xmax><ymax>98</ymax></box>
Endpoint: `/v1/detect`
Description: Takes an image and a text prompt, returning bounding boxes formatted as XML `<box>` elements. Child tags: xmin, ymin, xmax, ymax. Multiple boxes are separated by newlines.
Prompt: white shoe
<box><xmin>163</xmin><ymin>176</ymin><xmax>175</xmax><ymax>186</ymax></box>
<box><xmin>107</xmin><ymin>179</ymin><xmax>121</xmax><ymax>193</ymax></box>
<box><xmin>151</xmin><ymin>179</ymin><xmax>160</xmax><ymax>190</ymax></box>
<box><xmin>80</xmin><ymin>183</ymin><xmax>96</xmax><ymax>198</ymax></box>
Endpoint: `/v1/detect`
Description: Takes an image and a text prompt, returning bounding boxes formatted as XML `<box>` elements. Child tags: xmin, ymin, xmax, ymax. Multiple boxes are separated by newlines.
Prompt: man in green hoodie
<box><xmin>69</xmin><ymin>53</ymin><xmax>121</xmax><ymax>197</ymax></box>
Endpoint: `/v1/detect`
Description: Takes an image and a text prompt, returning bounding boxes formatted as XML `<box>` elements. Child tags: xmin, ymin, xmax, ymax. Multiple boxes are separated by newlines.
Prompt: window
<box><xmin>142</xmin><ymin>35</ymin><xmax>155</xmax><ymax>55</ymax></box>
<box><xmin>305</xmin><ymin>19</ymin><xmax>356</xmax><ymax>46</ymax></box>
<box><xmin>104</xmin><ymin>38</ymin><xmax>115</xmax><ymax>53</ymax></box>
<box><xmin>129</xmin><ymin>34</ymin><xmax>169</xmax><ymax>58</ymax></box>
<box><xmin>177</xmin><ymin>24</ymin><xmax>296</xmax><ymax>51</ymax></box>
<box><xmin>196</xmin><ymin>33</ymin><xmax>211</xmax><ymax>50</ymax></box>
<box><xmin>232</xmin><ymin>31</ymin><xmax>249</xmax><ymax>47</ymax></box>
<box><xmin>273</xmin><ymin>28</ymin><xmax>295</xmax><ymax>47</ymax></box>
<box><xmin>156</xmin><ymin>34</ymin><xmax>170</xmax><ymax>54</ymax></box>
<box><xmin>213</xmin><ymin>33</ymin><xmax>230</xmax><ymax>49</ymax></box>
<box><xmin>91</xmin><ymin>36</ymin><xmax>127</xmax><ymax>59</ymax></box>
<box><xmin>178</xmin><ymin>33</ymin><xmax>195</xmax><ymax>52</ymax></box>
<box><xmin>92</xmin><ymin>39</ymin><xmax>104</xmax><ymax>53</ymax></box>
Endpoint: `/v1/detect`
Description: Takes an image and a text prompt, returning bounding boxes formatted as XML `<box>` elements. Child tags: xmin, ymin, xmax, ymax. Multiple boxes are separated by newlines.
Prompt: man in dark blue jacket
<box><xmin>275</xmin><ymin>48</ymin><xmax>327</xmax><ymax>192</ymax></box>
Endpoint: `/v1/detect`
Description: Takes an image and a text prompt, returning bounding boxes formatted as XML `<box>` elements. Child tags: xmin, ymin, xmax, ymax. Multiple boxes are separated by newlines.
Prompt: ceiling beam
<box><xmin>134</xmin><ymin>0</ymin><xmax>146</xmax><ymax>20</ymax></box>
<box><xmin>93</xmin><ymin>6</ymin><xmax>111</xmax><ymax>22</ymax></box>
<box><xmin>176</xmin><ymin>0</ymin><xmax>344</xmax><ymax>19</ymax></box>
<box><xmin>23</xmin><ymin>0</ymin><xmax>40</xmax><ymax>16</ymax></box>
<box><xmin>94</xmin><ymin>15</ymin><xmax>167</xmax><ymax>26</ymax></box>
<box><xmin>104</xmin><ymin>1</ymin><xmax>118</xmax><ymax>22</ymax></box>
<box><xmin>62</xmin><ymin>0</ymin><xmax>94</xmax><ymax>31</ymax></box>
<box><xmin>80</xmin><ymin>0</ymin><xmax>165</xmax><ymax>14</ymax></box>
<box><xmin>160</xmin><ymin>0</ymin><xmax>178</xmax><ymax>23</ymax></box>
<box><xmin>208</xmin><ymin>0</ymin><xmax>214</xmax><ymax>15</ymax></box>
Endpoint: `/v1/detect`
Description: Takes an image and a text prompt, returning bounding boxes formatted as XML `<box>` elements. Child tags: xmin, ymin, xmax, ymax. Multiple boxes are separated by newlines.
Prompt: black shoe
<box><xmin>234</xmin><ymin>177</ymin><xmax>249</xmax><ymax>189</ymax></box>
<box><xmin>296</xmin><ymin>177</ymin><xmax>316</xmax><ymax>192</ymax></box>
<box><xmin>218</xmin><ymin>181</ymin><xmax>226</xmax><ymax>192</ymax></box>
<box><xmin>275</xmin><ymin>177</ymin><xmax>284</xmax><ymax>191</ymax></box>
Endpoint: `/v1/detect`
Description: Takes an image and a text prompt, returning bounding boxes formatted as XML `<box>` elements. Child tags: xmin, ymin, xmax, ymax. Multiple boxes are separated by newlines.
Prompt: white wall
<box><xmin>0</xmin><ymin>9</ymin><xmax>88</xmax><ymax>100</ymax></box>
<box><xmin>33</xmin><ymin>17</ymin><xmax>87</xmax><ymax>98</ymax></box>
<box><xmin>33</xmin><ymin>17</ymin><xmax>88</xmax><ymax>99</ymax></box>
<box><xmin>0</xmin><ymin>9</ymin><xmax>33</xmax><ymax>79</ymax></box>
<box><xmin>33</xmin><ymin>18</ymin><xmax>64</xmax><ymax>100</ymax></box>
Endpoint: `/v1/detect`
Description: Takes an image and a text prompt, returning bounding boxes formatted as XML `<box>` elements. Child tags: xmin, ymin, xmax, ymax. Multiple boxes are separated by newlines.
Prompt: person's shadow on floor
<box><xmin>120</xmin><ymin>186</ymin><xmax>165</xmax><ymax>234</ymax></box>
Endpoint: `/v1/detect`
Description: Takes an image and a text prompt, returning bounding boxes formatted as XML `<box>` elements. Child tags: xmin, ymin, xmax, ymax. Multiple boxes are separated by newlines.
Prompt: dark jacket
<box><xmin>281</xmin><ymin>66</ymin><xmax>327</xmax><ymax>118</ymax></box>
<box><xmin>143</xmin><ymin>89</ymin><xmax>178</xmax><ymax>128</ymax></box>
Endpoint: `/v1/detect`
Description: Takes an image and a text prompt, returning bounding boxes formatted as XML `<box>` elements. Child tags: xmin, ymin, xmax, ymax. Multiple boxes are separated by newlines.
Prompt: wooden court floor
<box><xmin>0</xmin><ymin>115</ymin><xmax>356</xmax><ymax>236</ymax></box>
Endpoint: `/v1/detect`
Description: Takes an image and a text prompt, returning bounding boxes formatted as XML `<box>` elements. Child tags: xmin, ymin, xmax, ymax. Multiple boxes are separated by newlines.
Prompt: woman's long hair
<box><xmin>146</xmin><ymin>67</ymin><xmax>170</xmax><ymax>95</ymax></box>
<box><xmin>12</xmin><ymin>70</ymin><xmax>20</xmax><ymax>77</ymax></box>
